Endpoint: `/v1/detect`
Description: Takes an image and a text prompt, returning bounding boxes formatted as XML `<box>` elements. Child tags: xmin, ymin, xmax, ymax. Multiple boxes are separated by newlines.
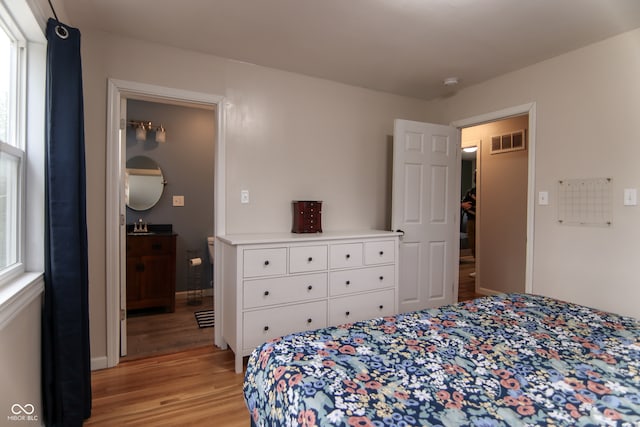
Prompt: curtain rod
<box><xmin>47</xmin><ymin>0</ymin><xmax>60</xmax><ymax>22</ymax></box>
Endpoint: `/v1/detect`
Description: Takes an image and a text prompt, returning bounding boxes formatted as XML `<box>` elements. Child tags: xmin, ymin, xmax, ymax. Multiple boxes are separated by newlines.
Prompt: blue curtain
<box><xmin>42</xmin><ymin>18</ymin><xmax>91</xmax><ymax>426</ymax></box>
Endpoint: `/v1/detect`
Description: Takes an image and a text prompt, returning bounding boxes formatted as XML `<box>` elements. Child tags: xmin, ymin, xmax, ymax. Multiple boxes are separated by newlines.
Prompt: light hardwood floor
<box><xmin>458</xmin><ymin>249</ymin><xmax>481</xmax><ymax>302</ymax></box>
<box><xmin>86</xmin><ymin>346</ymin><xmax>248</xmax><ymax>427</ymax></box>
<box><xmin>87</xmin><ymin>259</ymin><xmax>480</xmax><ymax>426</ymax></box>
<box><xmin>125</xmin><ymin>292</ymin><xmax>214</xmax><ymax>360</ymax></box>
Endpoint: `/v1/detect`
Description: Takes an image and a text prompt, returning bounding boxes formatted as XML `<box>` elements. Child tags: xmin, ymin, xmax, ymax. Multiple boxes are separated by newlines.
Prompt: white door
<box><xmin>119</xmin><ymin>97</ymin><xmax>128</xmax><ymax>356</ymax></box>
<box><xmin>392</xmin><ymin>119</ymin><xmax>459</xmax><ymax>312</ymax></box>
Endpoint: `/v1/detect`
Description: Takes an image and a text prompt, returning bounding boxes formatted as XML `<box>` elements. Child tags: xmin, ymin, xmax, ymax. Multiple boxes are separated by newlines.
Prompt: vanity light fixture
<box><xmin>128</xmin><ymin>120</ymin><xmax>167</xmax><ymax>143</ymax></box>
<box><xmin>155</xmin><ymin>125</ymin><xmax>166</xmax><ymax>143</ymax></box>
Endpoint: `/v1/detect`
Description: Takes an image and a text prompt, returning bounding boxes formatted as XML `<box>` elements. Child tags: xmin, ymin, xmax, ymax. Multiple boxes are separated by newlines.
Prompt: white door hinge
<box><xmin>120</xmin><ymin>309</ymin><xmax>126</xmax><ymax>321</ymax></box>
<box><xmin>120</xmin><ymin>214</ymin><xmax>125</xmax><ymax>226</ymax></box>
<box><xmin>120</xmin><ymin>118</ymin><xmax>126</xmax><ymax>130</ymax></box>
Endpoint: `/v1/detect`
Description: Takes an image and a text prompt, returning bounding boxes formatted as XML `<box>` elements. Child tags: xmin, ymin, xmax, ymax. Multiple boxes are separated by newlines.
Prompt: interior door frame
<box><xmin>105</xmin><ymin>79</ymin><xmax>226</xmax><ymax>368</ymax></box>
<box><xmin>451</xmin><ymin>102</ymin><xmax>536</xmax><ymax>295</ymax></box>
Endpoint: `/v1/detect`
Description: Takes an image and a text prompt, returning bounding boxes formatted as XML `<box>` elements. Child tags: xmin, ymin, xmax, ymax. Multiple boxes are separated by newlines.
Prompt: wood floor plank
<box><xmin>86</xmin><ymin>346</ymin><xmax>249</xmax><ymax>427</ymax></box>
<box><xmin>125</xmin><ymin>292</ymin><xmax>214</xmax><ymax>360</ymax></box>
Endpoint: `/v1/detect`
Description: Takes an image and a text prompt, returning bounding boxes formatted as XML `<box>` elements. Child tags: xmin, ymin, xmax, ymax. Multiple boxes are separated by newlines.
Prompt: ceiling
<box><xmin>61</xmin><ymin>0</ymin><xmax>640</xmax><ymax>100</ymax></box>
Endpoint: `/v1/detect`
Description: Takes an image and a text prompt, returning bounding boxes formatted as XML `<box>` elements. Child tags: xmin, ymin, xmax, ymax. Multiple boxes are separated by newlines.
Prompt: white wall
<box><xmin>81</xmin><ymin>24</ymin><xmax>640</xmax><ymax>364</ymax></box>
<box><xmin>442</xmin><ymin>28</ymin><xmax>640</xmax><ymax>318</ymax></box>
<box><xmin>79</xmin><ymin>30</ymin><xmax>438</xmax><ymax>362</ymax></box>
<box><xmin>0</xmin><ymin>297</ymin><xmax>43</xmax><ymax>425</ymax></box>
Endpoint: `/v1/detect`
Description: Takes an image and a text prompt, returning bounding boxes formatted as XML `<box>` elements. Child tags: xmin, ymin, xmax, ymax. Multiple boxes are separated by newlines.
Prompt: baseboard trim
<box><xmin>476</xmin><ymin>287</ymin><xmax>501</xmax><ymax>296</ymax></box>
<box><xmin>91</xmin><ymin>356</ymin><xmax>108</xmax><ymax>371</ymax></box>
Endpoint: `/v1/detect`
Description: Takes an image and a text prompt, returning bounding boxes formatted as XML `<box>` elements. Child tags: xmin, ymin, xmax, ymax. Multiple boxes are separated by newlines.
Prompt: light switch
<box><xmin>173</xmin><ymin>195</ymin><xmax>185</xmax><ymax>206</ymax></box>
<box><xmin>241</xmin><ymin>190</ymin><xmax>249</xmax><ymax>204</ymax></box>
<box><xmin>624</xmin><ymin>188</ymin><xmax>637</xmax><ymax>206</ymax></box>
<box><xmin>538</xmin><ymin>191</ymin><xmax>549</xmax><ymax>205</ymax></box>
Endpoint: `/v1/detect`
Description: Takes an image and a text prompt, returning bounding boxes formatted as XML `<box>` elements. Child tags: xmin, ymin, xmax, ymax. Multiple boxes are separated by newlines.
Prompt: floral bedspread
<box><xmin>243</xmin><ymin>293</ymin><xmax>640</xmax><ymax>426</ymax></box>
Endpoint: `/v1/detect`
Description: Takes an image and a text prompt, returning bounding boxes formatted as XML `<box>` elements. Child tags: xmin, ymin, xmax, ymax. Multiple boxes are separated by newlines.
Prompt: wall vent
<box><xmin>490</xmin><ymin>129</ymin><xmax>526</xmax><ymax>154</ymax></box>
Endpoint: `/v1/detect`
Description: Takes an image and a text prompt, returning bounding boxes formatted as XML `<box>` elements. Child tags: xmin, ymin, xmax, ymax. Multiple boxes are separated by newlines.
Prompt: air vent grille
<box><xmin>490</xmin><ymin>129</ymin><xmax>526</xmax><ymax>154</ymax></box>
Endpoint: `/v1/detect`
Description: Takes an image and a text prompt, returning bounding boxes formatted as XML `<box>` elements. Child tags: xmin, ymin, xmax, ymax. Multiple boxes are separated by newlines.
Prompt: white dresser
<box><xmin>217</xmin><ymin>230</ymin><xmax>400</xmax><ymax>373</ymax></box>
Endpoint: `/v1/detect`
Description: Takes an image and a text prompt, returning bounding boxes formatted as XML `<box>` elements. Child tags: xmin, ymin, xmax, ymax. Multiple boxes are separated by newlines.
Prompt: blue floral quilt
<box><xmin>244</xmin><ymin>293</ymin><xmax>640</xmax><ymax>426</ymax></box>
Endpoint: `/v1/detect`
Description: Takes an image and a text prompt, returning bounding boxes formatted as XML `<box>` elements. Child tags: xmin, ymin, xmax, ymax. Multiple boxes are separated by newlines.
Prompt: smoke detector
<box><xmin>443</xmin><ymin>77</ymin><xmax>459</xmax><ymax>86</ymax></box>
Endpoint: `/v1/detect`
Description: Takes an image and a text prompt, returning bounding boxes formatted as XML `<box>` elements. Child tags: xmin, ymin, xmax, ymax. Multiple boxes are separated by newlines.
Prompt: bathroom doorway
<box><xmin>122</xmin><ymin>99</ymin><xmax>216</xmax><ymax>360</ymax></box>
<box><xmin>105</xmin><ymin>80</ymin><xmax>226</xmax><ymax>368</ymax></box>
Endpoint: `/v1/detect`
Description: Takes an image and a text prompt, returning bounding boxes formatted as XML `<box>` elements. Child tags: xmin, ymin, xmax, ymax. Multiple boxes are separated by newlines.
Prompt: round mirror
<box><xmin>125</xmin><ymin>156</ymin><xmax>165</xmax><ymax>211</ymax></box>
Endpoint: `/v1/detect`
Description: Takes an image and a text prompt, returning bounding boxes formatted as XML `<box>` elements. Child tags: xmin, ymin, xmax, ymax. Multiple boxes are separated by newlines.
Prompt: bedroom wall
<box><xmin>78</xmin><ymin>30</ymin><xmax>439</xmax><ymax>362</ymax></box>
<box><xmin>441</xmin><ymin>28</ymin><xmax>640</xmax><ymax>319</ymax></box>
<box><xmin>0</xmin><ymin>297</ymin><xmax>43</xmax><ymax>425</ymax></box>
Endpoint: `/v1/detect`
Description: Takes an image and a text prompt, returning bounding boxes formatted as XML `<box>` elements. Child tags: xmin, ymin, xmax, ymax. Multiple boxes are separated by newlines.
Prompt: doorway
<box><xmin>105</xmin><ymin>80</ymin><xmax>226</xmax><ymax>368</ymax></box>
<box><xmin>454</xmin><ymin>107</ymin><xmax>534</xmax><ymax>298</ymax></box>
<box><xmin>122</xmin><ymin>99</ymin><xmax>216</xmax><ymax>360</ymax></box>
<box><xmin>458</xmin><ymin>144</ymin><xmax>479</xmax><ymax>301</ymax></box>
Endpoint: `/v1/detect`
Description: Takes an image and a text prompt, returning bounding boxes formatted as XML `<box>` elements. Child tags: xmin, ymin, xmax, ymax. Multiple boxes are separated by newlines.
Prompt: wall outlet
<box><xmin>173</xmin><ymin>195</ymin><xmax>185</xmax><ymax>206</ymax></box>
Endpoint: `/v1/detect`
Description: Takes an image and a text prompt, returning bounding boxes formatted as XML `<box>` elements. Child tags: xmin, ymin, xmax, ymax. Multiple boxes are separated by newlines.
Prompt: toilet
<box><xmin>207</xmin><ymin>236</ymin><xmax>215</xmax><ymax>263</ymax></box>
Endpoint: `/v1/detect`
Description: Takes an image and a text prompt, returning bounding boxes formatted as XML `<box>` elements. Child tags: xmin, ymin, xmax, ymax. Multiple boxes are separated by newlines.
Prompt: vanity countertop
<box><xmin>126</xmin><ymin>223</ymin><xmax>173</xmax><ymax>235</ymax></box>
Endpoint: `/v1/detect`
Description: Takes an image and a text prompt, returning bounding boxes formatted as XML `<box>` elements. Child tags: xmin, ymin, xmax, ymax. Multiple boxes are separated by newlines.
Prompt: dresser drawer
<box><xmin>243</xmin><ymin>273</ymin><xmax>327</xmax><ymax>309</ymax></box>
<box><xmin>329</xmin><ymin>289</ymin><xmax>394</xmax><ymax>325</ymax></box>
<box><xmin>364</xmin><ymin>240</ymin><xmax>395</xmax><ymax>265</ymax></box>
<box><xmin>329</xmin><ymin>265</ymin><xmax>395</xmax><ymax>296</ymax></box>
<box><xmin>243</xmin><ymin>301</ymin><xmax>327</xmax><ymax>351</ymax></box>
<box><xmin>330</xmin><ymin>243</ymin><xmax>363</xmax><ymax>269</ymax></box>
<box><xmin>127</xmin><ymin>234</ymin><xmax>174</xmax><ymax>257</ymax></box>
<box><xmin>243</xmin><ymin>248</ymin><xmax>287</xmax><ymax>278</ymax></box>
<box><xmin>290</xmin><ymin>245</ymin><xmax>328</xmax><ymax>273</ymax></box>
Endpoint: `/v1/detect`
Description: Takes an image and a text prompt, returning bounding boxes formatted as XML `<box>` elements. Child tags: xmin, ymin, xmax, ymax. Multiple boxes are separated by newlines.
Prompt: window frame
<box><xmin>0</xmin><ymin>5</ymin><xmax>27</xmax><ymax>286</ymax></box>
<box><xmin>0</xmin><ymin>0</ymin><xmax>46</xmax><ymax>327</ymax></box>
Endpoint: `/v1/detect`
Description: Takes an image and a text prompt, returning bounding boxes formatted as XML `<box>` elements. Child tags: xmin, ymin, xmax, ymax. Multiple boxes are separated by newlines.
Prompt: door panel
<box><xmin>392</xmin><ymin>119</ymin><xmax>458</xmax><ymax>312</ymax></box>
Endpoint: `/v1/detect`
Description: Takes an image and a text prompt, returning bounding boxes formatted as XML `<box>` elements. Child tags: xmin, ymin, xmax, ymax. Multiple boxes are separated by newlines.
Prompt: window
<box><xmin>0</xmin><ymin>6</ymin><xmax>26</xmax><ymax>284</ymax></box>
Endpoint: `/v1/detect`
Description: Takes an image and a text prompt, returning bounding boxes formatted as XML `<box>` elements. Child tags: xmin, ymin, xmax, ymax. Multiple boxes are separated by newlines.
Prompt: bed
<box><xmin>243</xmin><ymin>293</ymin><xmax>640</xmax><ymax>426</ymax></box>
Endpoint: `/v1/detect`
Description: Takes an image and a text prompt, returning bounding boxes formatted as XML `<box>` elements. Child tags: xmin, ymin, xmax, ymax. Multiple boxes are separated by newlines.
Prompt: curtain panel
<box><xmin>42</xmin><ymin>18</ymin><xmax>91</xmax><ymax>427</ymax></box>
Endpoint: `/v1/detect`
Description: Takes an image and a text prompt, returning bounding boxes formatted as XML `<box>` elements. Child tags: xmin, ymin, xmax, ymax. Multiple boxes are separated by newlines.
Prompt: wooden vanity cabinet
<box><xmin>126</xmin><ymin>233</ymin><xmax>177</xmax><ymax>312</ymax></box>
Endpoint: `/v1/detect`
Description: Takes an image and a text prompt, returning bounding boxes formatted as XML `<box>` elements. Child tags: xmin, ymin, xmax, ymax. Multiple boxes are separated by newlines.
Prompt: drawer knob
<box><xmin>264</xmin><ymin>260</ymin><xmax>270</xmax><ymax>266</ymax></box>
<box><xmin>264</xmin><ymin>290</ymin><xmax>270</xmax><ymax>296</ymax></box>
<box><xmin>379</xmin><ymin>251</ymin><xmax>384</xmax><ymax>256</ymax></box>
<box><xmin>346</xmin><ymin>254</ymin><xmax>350</xmax><ymax>259</ymax></box>
<box><xmin>307</xmin><ymin>285</ymin><xmax>313</xmax><ymax>291</ymax></box>
<box><xmin>307</xmin><ymin>318</ymin><xmax>312</xmax><ymax>323</ymax></box>
<box><xmin>152</xmin><ymin>243</ymin><xmax>162</xmax><ymax>250</ymax></box>
<box><xmin>345</xmin><ymin>311</ymin><xmax>350</xmax><ymax>316</ymax></box>
<box><xmin>263</xmin><ymin>326</ymin><xmax>269</xmax><ymax>331</ymax></box>
<box><xmin>307</xmin><ymin>257</ymin><xmax>313</xmax><ymax>262</ymax></box>
<box><xmin>379</xmin><ymin>305</ymin><xmax>384</xmax><ymax>310</ymax></box>
<box><xmin>379</xmin><ymin>276</ymin><xmax>384</xmax><ymax>281</ymax></box>
<box><xmin>345</xmin><ymin>280</ymin><xmax>350</xmax><ymax>285</ymax></box>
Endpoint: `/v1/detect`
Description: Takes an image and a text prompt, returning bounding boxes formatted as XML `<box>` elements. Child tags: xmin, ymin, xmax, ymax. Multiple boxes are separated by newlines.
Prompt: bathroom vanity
<box><xmin>126</xmin><ymin>229</ymin><xmax>177</xmax><ymax>312</ymax></box>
